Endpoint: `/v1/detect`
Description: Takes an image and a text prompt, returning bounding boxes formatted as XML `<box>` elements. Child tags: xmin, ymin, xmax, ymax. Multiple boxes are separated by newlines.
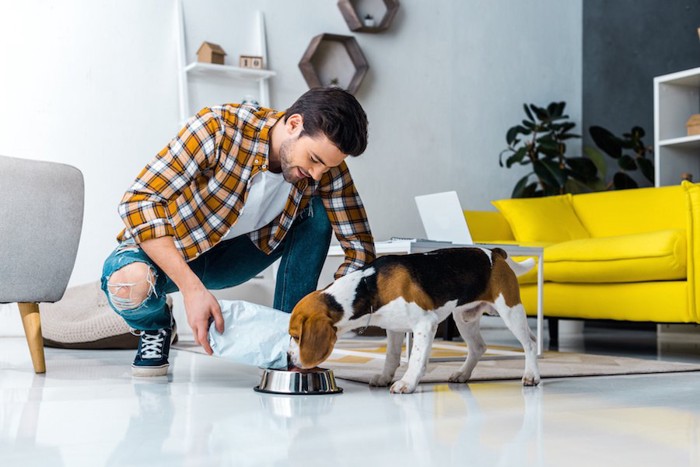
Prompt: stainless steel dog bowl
<box><xmin>254</xmin><ymin>368</ymin><xmax>343</xmax><ymax>395</ymax></box>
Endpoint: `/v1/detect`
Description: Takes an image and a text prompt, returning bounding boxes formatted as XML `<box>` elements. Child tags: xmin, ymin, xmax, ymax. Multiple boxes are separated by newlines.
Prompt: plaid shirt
<box><xmin>117</xmin><ymin>104</ymin><xmax>375</xmax><ymax>278</ymax></box>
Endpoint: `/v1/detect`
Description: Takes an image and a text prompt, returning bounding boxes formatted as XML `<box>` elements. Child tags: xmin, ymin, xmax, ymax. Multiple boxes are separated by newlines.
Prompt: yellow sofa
<box><xmin>465</xmin><ymin>181</ymin><xmax>700</xmax><ymax>326</ymax></box>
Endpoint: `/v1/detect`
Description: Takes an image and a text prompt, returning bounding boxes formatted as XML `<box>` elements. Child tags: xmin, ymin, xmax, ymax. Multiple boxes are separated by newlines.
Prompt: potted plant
<box><xmin>586</xmin><ymin>126</ymin><xmax>654</xmax><ymax>189</ymax></box>
<box><xmin>499</xmin><ymin>102</ymin><xmax>604</xmax><ymax>198</ymax></box>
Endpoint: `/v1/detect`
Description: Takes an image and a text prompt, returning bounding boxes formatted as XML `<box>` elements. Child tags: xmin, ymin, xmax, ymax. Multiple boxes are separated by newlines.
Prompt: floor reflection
<box><xmin>1</xmin><ymin>374</ymin><xmax>65</xmax><ymax>466</ymax></box>
<box><xmin>105</xmin><ymin>379</ymin><xmax>174</xmax><ymax>466</ymax></box>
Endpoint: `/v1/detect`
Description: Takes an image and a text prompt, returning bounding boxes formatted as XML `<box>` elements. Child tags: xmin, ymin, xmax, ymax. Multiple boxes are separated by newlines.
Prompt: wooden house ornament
<box><xmin>197</xmin><ymin>41</ymin><xmax>227</xmax><ymax>65</ymax></box>
<box><xmin>687</xmin><ymin>114</ymin><xmax>700</xmax><ymax>136</ymax></box>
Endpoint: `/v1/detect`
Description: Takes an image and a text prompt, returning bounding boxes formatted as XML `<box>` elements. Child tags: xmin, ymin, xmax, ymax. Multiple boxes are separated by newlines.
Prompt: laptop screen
<box><xmin>414</xmin><ymin>191</ymin><xmax>473</xmax><ymax>244</ymax></box>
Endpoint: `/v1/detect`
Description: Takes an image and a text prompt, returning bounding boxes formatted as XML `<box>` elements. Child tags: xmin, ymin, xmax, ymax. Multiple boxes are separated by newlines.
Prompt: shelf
<box><xmin>184</xmin><ymin>62</ymin><xmax>276</xmax><ymax>80</ymax></box>
<box><xmin>654</xmin><ymin>66</ymin><xmax>700</xmax><ymax>186</ymax></box>
<box><xmin>654</xmin><ymin>66</ymin><xmax>700</xmax><ymax>87</ymax></box>
<box><xmin>337</xmin><ymin>0</ymin><xmax>400</xmax><ymax>33</ymax></box>
<box><xmin>298</xmin><ymin>33</ymin><xmax>369</xmax><ymax>94</ymax></box>
<box><xmin>659</xmin><ymin>135</ymin><xmax>700</xmax><ymax>149</ymax></box>
<box><xmin>176</xmin><ymin>3</ymin><xmax>274</xmax><ymax>122</ymax></box>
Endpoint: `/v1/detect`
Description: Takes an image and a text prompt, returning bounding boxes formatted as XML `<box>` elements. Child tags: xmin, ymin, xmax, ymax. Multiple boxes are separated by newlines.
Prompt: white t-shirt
<box><xmin>221</xmin><ymin>170</ymin><xmax>292</xmax><ymax>241</ymax></box>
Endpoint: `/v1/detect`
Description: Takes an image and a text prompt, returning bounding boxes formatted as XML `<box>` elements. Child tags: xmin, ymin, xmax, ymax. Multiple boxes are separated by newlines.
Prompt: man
<box><xmin>100</xmin><ymin>88</ymin><xmax>375</xmax><ymax>377</ymax></box>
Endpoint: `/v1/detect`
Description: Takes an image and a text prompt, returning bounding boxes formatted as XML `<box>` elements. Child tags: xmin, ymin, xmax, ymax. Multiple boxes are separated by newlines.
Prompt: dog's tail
<box><xmin>498</xmin><ymin>254</ymin><xmax>534</xmax><ymax>278</ymax></box>
<box><xmin>491</xmin><ymin>248</ymin><xmax>536</xmax><ymax>276</ymax></box>
<box><xmin>506</xmin><ymin>257</ymin><xmax>535</xmax><ymax>276</ymax></box>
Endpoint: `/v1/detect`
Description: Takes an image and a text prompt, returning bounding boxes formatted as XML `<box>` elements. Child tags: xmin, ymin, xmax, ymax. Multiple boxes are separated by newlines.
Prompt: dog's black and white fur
<box><xmin>288</xmin><ymin>247</ymin><xmax>540</xmax><ymax>393</ymax></box>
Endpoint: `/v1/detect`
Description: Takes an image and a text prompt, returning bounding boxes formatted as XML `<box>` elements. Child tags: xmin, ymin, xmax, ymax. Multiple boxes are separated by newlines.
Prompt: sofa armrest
<box><xmin>464</xmin><ymin>210</ymin><xmax>516</xmax><ymax>243</ymax></box>
<box><xmin>683</xmin><ymin>181</ymin><xmax>700</xmax><ymax>322</ymax></box>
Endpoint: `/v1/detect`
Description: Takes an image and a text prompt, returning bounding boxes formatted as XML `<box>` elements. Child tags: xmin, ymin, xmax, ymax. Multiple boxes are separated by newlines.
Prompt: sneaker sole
<box><xmin>131</xmin><ymin>363</ymin><xmax>169</xmax><ymax>377</ymax></box>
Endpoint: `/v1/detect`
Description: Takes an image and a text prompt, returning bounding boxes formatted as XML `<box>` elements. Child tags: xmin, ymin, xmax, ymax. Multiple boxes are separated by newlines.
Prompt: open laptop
<box><xmin>414</xmin><ymin>191</ymin><xmax>474</xmax><ymax>244</ymax></box>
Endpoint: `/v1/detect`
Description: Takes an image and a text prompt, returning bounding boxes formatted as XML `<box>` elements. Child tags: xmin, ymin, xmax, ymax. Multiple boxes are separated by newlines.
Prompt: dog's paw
<box><xmin>389</xmin><ymin>379</ymin><xmax>417</xmax><ymax>394</ymax></box>
<box><xmin>522</xmin><ymin>373</ymin><xmax>541</xmax><ymax>386</ymax></box>
<box><xmin>448</xmin><ymin>371</ymin><xmax>470</xmax><ymax>383</ymax></box>
<box><xmin>369</xmin><ymin>374</ymin><xmax>392</xmax><ymax>387</ymax></box>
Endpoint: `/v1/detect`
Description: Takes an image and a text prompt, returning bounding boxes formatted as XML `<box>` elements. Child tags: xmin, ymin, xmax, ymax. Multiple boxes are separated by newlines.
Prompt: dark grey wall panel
<box><xmin>583</xmin><ymin>0</ymin><xmax>700</xmax><ymax>180</ymax></box>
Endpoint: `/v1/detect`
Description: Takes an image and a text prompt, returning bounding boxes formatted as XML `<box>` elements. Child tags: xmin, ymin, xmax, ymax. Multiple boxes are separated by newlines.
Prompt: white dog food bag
<box><xmin>208</xmin><ymin>300</ymin><xmax>291</xmax><ymax>369</ymax></box>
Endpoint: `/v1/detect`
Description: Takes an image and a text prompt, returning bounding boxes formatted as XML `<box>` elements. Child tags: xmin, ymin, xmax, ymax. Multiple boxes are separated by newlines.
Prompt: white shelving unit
<box><xmin>654</xmin><ymin>67</ymin><xmax>700</xmax><ymax>186</ymax></box>
<box><xmin>175</xmin><ymin>0</ymin><xmax>276</xmax><ymax>123</ymax></box>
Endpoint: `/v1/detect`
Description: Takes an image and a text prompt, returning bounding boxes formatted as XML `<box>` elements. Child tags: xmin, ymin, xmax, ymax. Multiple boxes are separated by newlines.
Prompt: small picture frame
<box><xmin>239</xmin><ymin>55</ymin><xmax>264</xmax><ymax>69</ymax></box>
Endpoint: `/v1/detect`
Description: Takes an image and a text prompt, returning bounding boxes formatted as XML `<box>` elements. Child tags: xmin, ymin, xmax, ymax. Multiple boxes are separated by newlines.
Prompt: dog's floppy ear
<box><xmin>298</xmin><ymin>314</ymin><xmax>337</xmax><ymax>368</ymax></box>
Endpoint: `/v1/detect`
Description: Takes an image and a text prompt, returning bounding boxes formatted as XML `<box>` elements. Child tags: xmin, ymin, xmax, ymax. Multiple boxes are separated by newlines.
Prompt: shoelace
<box><xmin>140</xmin><ymin>331</ymin><xmax>166</xmax><ymax>359</ymax></box>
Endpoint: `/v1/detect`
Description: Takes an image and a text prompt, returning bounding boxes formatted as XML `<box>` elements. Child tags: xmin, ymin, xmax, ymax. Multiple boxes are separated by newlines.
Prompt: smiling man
<box><xmin>100</xmin><ymin>88</ymin><xmax>375</xmax><ymax>377</ymax></box>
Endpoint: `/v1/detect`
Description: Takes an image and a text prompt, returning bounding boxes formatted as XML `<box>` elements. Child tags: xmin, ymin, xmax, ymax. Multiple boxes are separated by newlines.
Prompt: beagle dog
<box><xmin>288</xmin><ymin>247</ymin><xmax>540</xmax><ymax>394</ymax></box>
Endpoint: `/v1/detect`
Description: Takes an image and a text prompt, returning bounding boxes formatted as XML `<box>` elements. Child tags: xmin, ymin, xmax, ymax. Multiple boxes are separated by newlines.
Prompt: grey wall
<box><xmin>582</xmin><ymin>0</ymin><xmax>700</xmax><ymax>180</ymax></box>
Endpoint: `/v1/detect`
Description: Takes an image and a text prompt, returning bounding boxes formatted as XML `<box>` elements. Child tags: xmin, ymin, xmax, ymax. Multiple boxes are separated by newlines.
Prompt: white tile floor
<box><xmin>2</xmin><ymin>326</ymin><xmax>700</xmax><ymax>467</ymax></box>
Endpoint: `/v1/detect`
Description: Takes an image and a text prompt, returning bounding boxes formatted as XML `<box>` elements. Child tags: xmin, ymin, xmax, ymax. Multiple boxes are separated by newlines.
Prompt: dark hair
<box><xmin>284</xmin><ymin>87</ymin><xmax>368</xmax><ymax>156</ymax></box>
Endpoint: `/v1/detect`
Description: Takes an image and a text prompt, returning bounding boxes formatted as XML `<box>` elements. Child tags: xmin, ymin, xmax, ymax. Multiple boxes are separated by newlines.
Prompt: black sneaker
<box><xmin>131</xmin><ymin>320</ymin><xmax>178</xmax><ymax>377</ymax></box>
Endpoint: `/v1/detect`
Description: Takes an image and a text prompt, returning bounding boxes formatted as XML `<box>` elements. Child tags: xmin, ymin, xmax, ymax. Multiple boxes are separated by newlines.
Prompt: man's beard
<box><xmin>279</xmin><ymin>138</ymin><xmax>303</xmax><ymax>183</ymax></box>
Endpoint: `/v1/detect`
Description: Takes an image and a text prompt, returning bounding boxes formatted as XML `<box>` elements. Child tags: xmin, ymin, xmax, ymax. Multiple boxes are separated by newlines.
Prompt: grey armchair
<box><xmin>0</xmin><ymin>155</ymin><xmax>84</xmax><ymax>373</ymax></box>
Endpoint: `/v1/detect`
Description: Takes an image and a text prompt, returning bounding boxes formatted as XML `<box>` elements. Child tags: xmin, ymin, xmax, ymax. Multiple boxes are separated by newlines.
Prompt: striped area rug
<box><xmin>326</xmin><ymin>339</ymin><xmax>700</xmax><ymax>384</ymax></box>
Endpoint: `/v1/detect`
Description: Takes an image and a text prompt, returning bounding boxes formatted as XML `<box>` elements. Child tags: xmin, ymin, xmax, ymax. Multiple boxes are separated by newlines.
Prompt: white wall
<box><xmin>0</xmin><ymin>0</ymin><xmax>581</xmax><ymax>335</ymax></box>
<box><xmin>0</xmin><ymin>0</ymin><xmax>179</xmax><ymax>332</ymax></box>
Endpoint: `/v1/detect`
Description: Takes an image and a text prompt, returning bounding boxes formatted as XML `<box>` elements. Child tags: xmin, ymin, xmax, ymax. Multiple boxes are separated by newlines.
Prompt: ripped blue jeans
<box><xmin>100</xmin><ymin>196</ymin><xmax>332</xmax><ymax>331</ymax></box>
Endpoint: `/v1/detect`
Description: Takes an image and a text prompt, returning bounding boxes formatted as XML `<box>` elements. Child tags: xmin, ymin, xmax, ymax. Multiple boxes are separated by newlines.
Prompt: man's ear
<box><xmin>299</xmin><ymin>315</ymin><xmax>337</xmax><ymax>368</ymax></box>
<box><xmin>286</xmin><ymin>113</ymin><xmax>304</xmax><ymax>136</ymax></box>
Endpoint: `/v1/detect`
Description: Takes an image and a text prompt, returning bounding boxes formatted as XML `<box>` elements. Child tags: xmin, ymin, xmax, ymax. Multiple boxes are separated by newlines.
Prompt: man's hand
<box><xmin>183</xmin><ymin>286</ymin><xmax>225</xmax><ymax>355</ymax></box>
<box><xmin>139</xmin><ymin>236</ymin><xmax>226</xmax><ymax>355</ymax></box>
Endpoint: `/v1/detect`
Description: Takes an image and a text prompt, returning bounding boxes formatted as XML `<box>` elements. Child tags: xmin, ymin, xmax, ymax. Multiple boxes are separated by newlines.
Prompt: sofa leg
<box><xmin>548</xmin><ymin>318</ymin><xmax>559</xmax><ymax>349</ymax></box>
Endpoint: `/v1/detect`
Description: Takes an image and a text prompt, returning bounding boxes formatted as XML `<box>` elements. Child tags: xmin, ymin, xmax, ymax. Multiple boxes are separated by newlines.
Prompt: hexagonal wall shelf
<box><xmin>337</xmin><ymin>0</ymin><xmax>400</xmax><ymax>33</ymax></box>
<box><xmin>298</xmin><ymin>33</ymin><xmax>369</xmax><ymax>94</ymax></box>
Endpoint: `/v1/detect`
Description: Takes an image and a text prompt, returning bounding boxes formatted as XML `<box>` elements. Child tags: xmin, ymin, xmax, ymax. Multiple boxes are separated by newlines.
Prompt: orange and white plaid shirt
<box><xmin>117</xmin><ymin>104</ymin><xmax>375</xmax><ymax>278</ymax></box>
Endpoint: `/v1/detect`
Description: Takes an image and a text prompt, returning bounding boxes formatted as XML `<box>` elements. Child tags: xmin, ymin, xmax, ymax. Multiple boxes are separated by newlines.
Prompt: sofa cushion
<box><xmin>570</xmin><ymin>185</ymin><xmax>687</xmax><ymax>238</ymax></box>
<box><xmin>491</xmin><ymin>194</ymin><xmax>589</xmax><ymax>243</ymax></box>
<box><xmin>544</xmin><ymin>229</ymin><xmax>687</xmax><ymax>283</ymax></box>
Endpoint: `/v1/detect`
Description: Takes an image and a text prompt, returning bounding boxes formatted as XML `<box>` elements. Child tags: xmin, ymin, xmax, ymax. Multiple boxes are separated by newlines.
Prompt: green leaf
<box><xmin>556</xmin><ymin>122</ymin><xmax>577</xmax><ymax>134</ymax></box>
<box><xmin>566</xmin><ymin>157</ymin><xmax>599</xmax><ymax>182</ymax></box>
<box><xmin>522</xmin><ymin>120</ymin><xmax>537</xmax><ymax>130</ymax></box>
<box><xmin>549</xmin><ymin>114</ymin><xmax>570</xmax><ymax>123</ymax></box>
<box><xmin>637</xmin><ymin>157</ymin><xmax>655</xmax><ymax>183</ymax></box>
<box><xmin>523</xmin><ymin>103</ymin><xmax>534</xmax><ymax>122</ymax></box>
<box><xmin>631</xmin><ymin>126</ymin><xmax>645</xmax><ymax>139</ymax></box>
<box><xmin>522</xmin><ymin>182</ymin><xmax>542</xmax><ymax>198</ymax></box>
<box><xmin>547</xmin><ymin>102</ymin><xmax>566</xmax><ymax>118</ymax></box>
<box><xmin>555</xmin><ymin>102</ymin><xmax>566</xmax><ymax>117</ymax></box>
<box><xmin>583</xmin><ymin>146</ymin><xmax>608</xmax><ymax>177</ymax></box>
<box><xmin>533</xmin><ymin>159</ymin><xmax>566</xmax><ymax>188</ymax></box>
<box><xmin>586</xmin><ymin>178</ymin><xmax>608</xmax><ymax>192</ymax></box>
<box><xmin>498</xmin><ymin>149</ymin><xmax>510</xmax><ymax>167</ymax></box>
<box><xmin>542</xmin><ymin>184</ymin><xmax>560</xmax><ymax>196</ymax></box>
<box><xmin>590</xmin><ymin>126</ymin><xmax>622</xmax><ymax>159</ymax></box>
<box><xmin>613</xmin><ymin>172</ymin><xmax>638</xmax><ymax>190</ymax></box>
<box><xmin>531</xmin><ymin>104</ymin><xmax>549</xmax><ymax>122</ymax></box>
<box><xmin>506</xmin><ymin>126</ymin><xmax>520</xmax><ymax>145</ymax></box>
<box><xmin>619</xmin><ymin>138</ymin><xmax>635</xmax><ymax>150</ymax></box>
<box><xmin>538</xmin><ymin>139</ymin><xmax>563</xmax><ymax>158</ymax></box>
<box><xmin>505</xmin><ymin>147</ymin><xmax>528</xmax><ymax>167</ymax></box>
<box><xmin>564</xmin><ymin>178</ymin><xmax>595</xmax><ymax>194</ymax></box>
<box><xmin>511</xmin><ymin>174</ymin><xmax>532</xmax><ymax>198</ymax></box>
<box><xmin>538</xmin><ymin>138</ymin><xmax>560</xmax><ymax>150</ymax></box>
<box><xmin>618</xmin><ymin>154</ymin><xmax>638</xmax><ymax>170</ymax></box>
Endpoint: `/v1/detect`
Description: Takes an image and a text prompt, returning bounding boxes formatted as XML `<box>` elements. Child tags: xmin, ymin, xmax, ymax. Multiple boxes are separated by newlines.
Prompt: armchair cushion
<box><xmin>492</xmin><ymin>194</ymin><xmax>589</xmax><ymax>243</ymax></box>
